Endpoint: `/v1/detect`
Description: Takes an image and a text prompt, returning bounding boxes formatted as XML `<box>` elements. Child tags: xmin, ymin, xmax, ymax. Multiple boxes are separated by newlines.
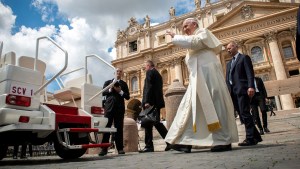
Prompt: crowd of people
<box><xmin>98</xmin><ymin>17</ymin><xmax>279</xmax><ymax>156</ymax></box>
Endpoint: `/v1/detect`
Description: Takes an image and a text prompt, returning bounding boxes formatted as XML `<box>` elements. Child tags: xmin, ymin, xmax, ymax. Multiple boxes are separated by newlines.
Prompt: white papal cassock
<box><xmin>165</xmin><ymin>28</ymin><xmax>239</xmax><ymax>146</ymax></box>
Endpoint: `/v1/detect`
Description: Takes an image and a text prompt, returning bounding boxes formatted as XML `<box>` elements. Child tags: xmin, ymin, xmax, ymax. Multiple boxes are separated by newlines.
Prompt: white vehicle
<box><xmin>0</xmin><ymin>37</ymin><xmax>116</xmax><ymax>160</ymax></box>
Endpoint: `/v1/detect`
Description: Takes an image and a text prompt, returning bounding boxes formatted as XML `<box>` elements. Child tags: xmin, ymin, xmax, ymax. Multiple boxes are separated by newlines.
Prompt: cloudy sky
<box><xmin>0</xmin><ymin>0</ymin><xmax>216</xmax><ymax>92</ymax></box>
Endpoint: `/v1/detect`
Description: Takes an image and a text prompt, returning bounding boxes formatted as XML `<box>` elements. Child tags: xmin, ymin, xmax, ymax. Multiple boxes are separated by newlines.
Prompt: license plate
<box><xmin>9</xmin><ymin>81</ymin><xmax>35</xmax><ymax>97</ymax></box>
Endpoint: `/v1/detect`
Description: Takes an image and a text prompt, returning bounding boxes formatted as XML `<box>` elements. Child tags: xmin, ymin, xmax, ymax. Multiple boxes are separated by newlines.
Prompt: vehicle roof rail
<box><xmin>34</xmin><ymin>36</ymin><xmax>68</xmax><ymax>95</ymax></box>
<box><xmin>85</xmin><ymin>54</ymin><xmax>117</xmax><ymax>103</ymax></box>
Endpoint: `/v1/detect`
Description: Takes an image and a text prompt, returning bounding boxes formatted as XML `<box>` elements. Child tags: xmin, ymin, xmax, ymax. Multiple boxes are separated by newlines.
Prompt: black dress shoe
<box><xmin>211</xmin><ymin>144</ymin><xmax>232</xmax><ymax>152</ymax></box>
<box><xmin>98</xmin><ymin>150</ymin><xmax>108</xmax><ymax>156</ymax></box>
<box><xmin>165</xmin><ymin>143</ymin><xmax>172</xmax><ymax>151</ymax></box>
<box><xmin>238</xmin><ymin>139</ymin><xmax>257</xmax><ymax>146</ymax></box>
<box><xmin>139</xmin><ymin>147</ymin><xmax>154</xmax><ymax>153</ymax></box>
<box><xmin>172</xmin><ymin>145</ymin><xmax>192</xmax><ymax>153</ymax></box>
<box><xmin>259</xmin><ymin>129</ymin><xmax>264</xmax><ymax>135</ymax></box>
<box><xmin>264</xmin><ymin>127</ymin><xmax>270</xmax><ymax>133</ymax></box>
<box><xmin>118</xmin><ymin>150</ymin><xmax>125</xmax><ymax>154</ymax></box>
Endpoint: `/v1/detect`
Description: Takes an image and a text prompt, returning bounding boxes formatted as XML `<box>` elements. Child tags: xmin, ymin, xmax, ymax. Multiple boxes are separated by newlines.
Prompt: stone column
<box><xmin>275</xmin><ymin>96</ymin><xmax>282</xmax><ymax>111</ymax></box>
<box><xmin>164</xmin><ymin>79</ymin><xmax>186</xmax><ymax>129</ymax></box>
<box><xmin>123</xmin><ymin>72</ymin><xmax>129</xmax><ymax>88</ymax></box>
<box><xmin>265</xmin><ymin>31</ymin><xmax>294</xmax><ymax>110</ymax></box>
<box><xmin>174</xmin><ymin>57</ymin><xmax>183</xmax><ymax>84</ymax></box>
<box><xmin>236</xmin><ymin>40</ymin><xmax>244</xmax><ymax>54</ymax></box>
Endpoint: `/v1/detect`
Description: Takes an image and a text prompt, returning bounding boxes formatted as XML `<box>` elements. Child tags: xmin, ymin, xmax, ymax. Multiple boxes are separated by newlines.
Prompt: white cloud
<box><xmin>0</xmin><ymin>3</ymin><xmax>16</xmax><ymax>35</ymax></box>
<box><xmin>31</xmin><ymin>0</ymin><xmax>57</xmax><ymax>23</ymax></box>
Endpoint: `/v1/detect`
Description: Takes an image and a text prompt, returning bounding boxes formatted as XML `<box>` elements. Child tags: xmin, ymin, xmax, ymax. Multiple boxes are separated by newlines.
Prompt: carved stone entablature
<box><xmin>234</xmin><ymin>39</ymin><xmax>244</xmax><ymax>47</ymax></box>
<box><xmin>278</xmin><ymin>31</ymin><xmax>292</xmax><ymax>39</ymax></box>
<box><xmin>144</xmin><ymin>54</ymin><xmax>153</xmax><ymax>61</ymax></box>
<box><xmin>128</xmin><ymin>70</ymin><xmax>140</xmax><ymax>77</ymax></box>
<box><xmin>264</xmin><ymin>31</ymin><xmax>278</xmax><ymax>43</ymax></box>
<box><xmin>241</xmin><ymin>5</ymin><xmax>254</xmax><ymax>20</ymax></box>
<box><xmin>172</xmin><ymin>57</ymin><xmax>183</xmax><ymax>65</ymax></box>
<box><xmin>154</xmin><ymin>49</ymin><xmax>173</xmax><ymax>58</ymax></box>
<box><xmin>157</xmin><ymin>61</ymin><xmax>172</xmax><ymax>69</ymax></box>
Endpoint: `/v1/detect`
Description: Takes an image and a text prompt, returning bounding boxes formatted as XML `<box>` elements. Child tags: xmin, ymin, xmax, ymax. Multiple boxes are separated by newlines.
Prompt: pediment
<box><xmin>208</xmin><ymin>1</ymin><xmax>299</xmax><ymax>30</ymax></box>
<box><xmin>116</xmin><ymin>17</ymin><xmax>145</xmax><ymax>41</ymax></box>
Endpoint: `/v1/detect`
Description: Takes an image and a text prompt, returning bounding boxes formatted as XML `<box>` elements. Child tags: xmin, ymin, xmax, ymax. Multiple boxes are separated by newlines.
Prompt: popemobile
<box><xmin>0</xmin><ymin>36</ymin><xmax>116</xmax><ymax>160</ymax></box>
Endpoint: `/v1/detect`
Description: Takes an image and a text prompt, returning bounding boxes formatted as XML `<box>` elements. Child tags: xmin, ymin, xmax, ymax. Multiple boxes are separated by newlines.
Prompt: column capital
<box><xmin>264</xmin><ymin>31</ymin><xmax>278</xmax><ymax>43</ymax></box>
<box><xmin>234</xmin><ymin>39</ymin><xmax>244</xmax><ymax>47</ymax></box>
<box><xmin>173</xmin><ymin>57</ymin><xmax>182</xmax><ymax>65</ymax></box>
<box><xmin>289</xmin><ymin>26</ymin><xmax>297</xmax><ymax>39</ymax></box>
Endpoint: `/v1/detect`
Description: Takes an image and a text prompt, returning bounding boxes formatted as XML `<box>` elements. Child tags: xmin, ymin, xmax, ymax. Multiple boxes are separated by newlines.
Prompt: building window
<box><xmin>250</xmin><ymin>46</ymin><xmax>264</xmax><ymax>63</ymax></box>
<box><xmin>131</xmin><ymin>76</ymin><xmax>138</xmax><ymax>91</ymax></box>
<box><xmin>158</xmin><ymin>35</ymin><xmax>166</xmax><ymax>44</ymax></box>
<box><xmin>129</xmin><ymin>40</ymin><xmax>137</xmax><ymax>53</ymax></box>
<box><xmin>289</xmin><ymin>70</ymin><xmax>299</xmax><ymax>77</ymax></box>
<box><xmin>282</xmin><ymin>41</ymin><xmax>294</xmax><ymax>59</ymax></box>
<box><xmin>161</xmin><ymin>70</ymin><xmax>168</xmax><ymax>84</ymax></box>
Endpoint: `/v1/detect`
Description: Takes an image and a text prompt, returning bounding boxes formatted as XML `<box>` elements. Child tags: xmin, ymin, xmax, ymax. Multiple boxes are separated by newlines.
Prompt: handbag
<box><xmin>138</xmin><ymin>106</ymin><xmax>158</xmax><ymax>128</ymax></box>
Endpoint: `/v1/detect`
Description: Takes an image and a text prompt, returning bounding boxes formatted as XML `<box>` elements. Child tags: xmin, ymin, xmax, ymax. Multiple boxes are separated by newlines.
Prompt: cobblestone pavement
<box><xmin>0</xmin><ymin>109</ymin><xmax>300</xmax><ymax>169</ymax></box>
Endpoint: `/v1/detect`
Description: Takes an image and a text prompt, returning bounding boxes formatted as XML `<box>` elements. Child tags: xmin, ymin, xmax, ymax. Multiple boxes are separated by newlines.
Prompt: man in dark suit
<box><xmin>99</xmin><ymin>68</ymin><xmax>130</xmax><ymax>156</ymax></box>
<box><xmin>251</xmin><ymin>76</ymin><xmax>270</xmax><ymax>135</ymax></box>
<box><xmin>226</xmin><ymin>41</ymin><xmax>262</xmax><ymax>146</ymax></box>
<box><xmin>296</xmin><ymin>5</ymin><xmax>300</xmax><ymax>61</ymax></box>
<box><xmin>140</xmin><ymin>60</ymin><xmax>169</xmax><ymax>153</ymax></box>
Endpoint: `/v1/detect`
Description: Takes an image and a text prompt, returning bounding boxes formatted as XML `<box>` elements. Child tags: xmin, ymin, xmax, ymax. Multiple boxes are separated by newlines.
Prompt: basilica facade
<box><xmin>112</xmin><ymin>0</ymin><xmax>300</xmax><ymax>117</ymax></box>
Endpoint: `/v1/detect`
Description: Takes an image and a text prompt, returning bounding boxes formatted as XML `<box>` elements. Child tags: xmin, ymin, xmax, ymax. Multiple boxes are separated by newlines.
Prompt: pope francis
<box><xmin>165</xmin><ymin>18</ymin><xmax>238</xmax><ymax>152</ymax></box>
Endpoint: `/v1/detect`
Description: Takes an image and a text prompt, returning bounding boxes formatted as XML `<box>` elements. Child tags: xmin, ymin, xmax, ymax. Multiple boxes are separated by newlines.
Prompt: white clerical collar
<box><xmin>233</xmin><ymin>53</ymin><xmax>239</xmax><ymax>60</ymax></box>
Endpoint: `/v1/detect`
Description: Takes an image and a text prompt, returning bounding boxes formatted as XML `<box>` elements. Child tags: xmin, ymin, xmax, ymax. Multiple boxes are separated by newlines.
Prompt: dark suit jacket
<box><xmin>254</xmin><ymin>77</ymin><xmax>267</xmax><ymax>98</ymax></box>
<box><xmin>102</xmin><ymin>79</ymin><xmax>130</xmax><ymax>115</ymax></box>
<box><xmin>142</xmin><ymin>68</ymin><xmax>165</xmax><ymax>109</ymax></box>
<box><xmin>296</xmin><ymin>5</ymin><xmax>300</xmax><ymax>61</ymax></box>
<box><xmin>226</xmin><ymin>53</ymin><xmax>255</xmax><ymax>95</ymax></box>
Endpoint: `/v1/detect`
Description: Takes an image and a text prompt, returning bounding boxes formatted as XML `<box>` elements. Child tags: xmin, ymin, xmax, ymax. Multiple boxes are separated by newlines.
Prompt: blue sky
<box><xmin>1</xmin><ymin>0</ymin><xmax>69</xmax><ymax>34</ymax></box>
<box><xmin>0</xmin><ymin>0</ymin><xmax>216</xmax><ymax>92</ymax></box>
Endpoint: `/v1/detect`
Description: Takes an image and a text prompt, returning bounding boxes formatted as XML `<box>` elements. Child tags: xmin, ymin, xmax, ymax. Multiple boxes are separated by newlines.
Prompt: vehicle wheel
<box><xmin>0</xmin><ymin>145</ymin><xmax>8</xmax><ymax>160</ymax></box>
<box><xmin>54</xmin><ymin>133</ymin><xmax>89</xmax><ymax>160</ymax></box>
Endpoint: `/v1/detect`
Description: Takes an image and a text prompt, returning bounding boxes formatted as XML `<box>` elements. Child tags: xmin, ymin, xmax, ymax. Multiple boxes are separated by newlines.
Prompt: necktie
<box><xmin>229</xmin><ymin>57</ymin><xmax>235</xmax><ymax>85</ymax></box>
